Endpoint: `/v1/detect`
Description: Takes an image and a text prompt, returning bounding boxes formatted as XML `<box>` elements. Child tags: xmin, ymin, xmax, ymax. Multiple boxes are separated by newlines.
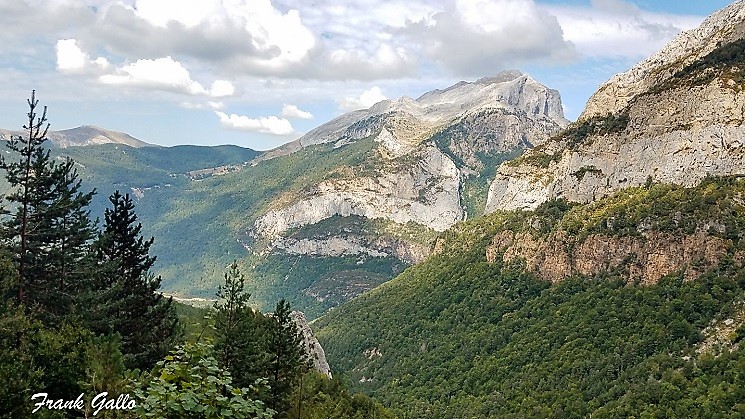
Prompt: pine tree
<box><xmin>92</xmin><ymin>190</ymin><xmax>179</xmax><ymax>370</ymax></box>
<box><xmin>0</xmin><ymin>91</ymin><xmax>96</xmax><ymax>320</ymax></box>
<box><xmin>268</xmin><ymin>299</ymin><xmax>310</xmax><ymax>415</ymax></box>
<box><xmin>213</xmin><ymin>260</ymin><xmax>251</xmax><ymax>370</ymax></box>
<box><xmin>213</xmin><ymin>261</ymin><xmax>273</xmax><ymax>390</ymax></box>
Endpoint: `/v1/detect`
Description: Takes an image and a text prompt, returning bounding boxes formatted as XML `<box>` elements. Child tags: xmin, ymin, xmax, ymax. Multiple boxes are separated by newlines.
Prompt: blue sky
<box><xmin>0</xmin><ymin>0</ymin><xmax>735</xmax><ymax>150</ymax></box>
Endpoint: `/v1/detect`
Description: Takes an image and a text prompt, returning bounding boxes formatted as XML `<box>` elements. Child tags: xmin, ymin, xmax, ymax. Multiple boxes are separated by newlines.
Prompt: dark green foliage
<box><xmin>213</xmin><ymin>260</ymin><xmax>270</xmax><ymax>394</ymax></box>
<box><xmin>0</xmin><ymin>91</ymin><xmax>97</xmax><ymax>321</ymax></box>
<box><xmin>652</xmin><ymin>37</ymin><xmax>745</xmax><ymax>94</ymax></box>
<box><xmin>571</xmin><ymin>165</ymin><xmax>603</xmax><ymax>181</ymax></box>
<box><xmin>268</xmin><ymin>299</ymin><xmax>311</xmax><ymax>415</ymax></box>
<box><xmin>507</xmin><ymin>146</ymin><xmax>561</xmax><ymax>168</ymax></box>
<box><xmin>286</xmin><ymin>372</ymin><xmax>395</xmax><ymax>419</ymax></box>
<box><xmin>315</xmin><ymin>178</ymin><xmax>745</xmax><ymax>417</ymax></box>
<box><xmin>254</xmin><ymin>252</ymin><xmax>403</xmax><ymax>318</ymax></box>
<box><xmin>507</xmin><ymin>112</ymin><xmax>629</xmax><ymax>169</ymax></box>
<box><xmin>91</xmin><ymin>190</ymin><xmax>179</xmax><ymax>370</ymax></box>
<box><xmin>563</xmin><ymin>112</ymin><xmax>630</xmax><ymax>147</ymax></box>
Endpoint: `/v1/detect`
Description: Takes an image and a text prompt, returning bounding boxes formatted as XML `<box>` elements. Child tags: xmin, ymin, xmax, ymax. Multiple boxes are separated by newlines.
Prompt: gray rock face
<box><xmin>254</xmin><ymin>144</ymin><xmax>462</xmax><ymax>237</ymax></box>
<box><xmin>486</xmin><ymin>2</ymin><xmax>745</xmax><ymax>213</ymax></box>
<box><xmin>581</xmin><ymin>1</ymin><xmax>745</xmax><ymax>121</ymax></box>
<box><xmin>291</xmin><ymin>311</ymin><xmax>331</xmax><ymax>377</ymax></box>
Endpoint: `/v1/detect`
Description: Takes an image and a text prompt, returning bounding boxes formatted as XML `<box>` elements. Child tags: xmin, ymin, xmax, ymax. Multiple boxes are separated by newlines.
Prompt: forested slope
<box><xmin>315</xmin><ymin>178</ymin><xmax>745</xmax><ymax>417</ymax></box>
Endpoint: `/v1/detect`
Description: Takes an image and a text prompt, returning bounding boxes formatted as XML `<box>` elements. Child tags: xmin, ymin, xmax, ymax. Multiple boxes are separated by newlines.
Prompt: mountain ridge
<box><xmin>485</xmin><ymin>1</ymin><xmax>745</xmax><ymax>212</ymax></box>
<box><xmin>0</xmin><ymin>125</ymin><xmax>153</xmax><ymax>148</ymax></box>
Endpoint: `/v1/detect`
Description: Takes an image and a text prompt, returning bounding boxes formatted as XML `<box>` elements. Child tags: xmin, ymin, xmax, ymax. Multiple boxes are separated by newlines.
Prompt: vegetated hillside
<box><xmin>314</xmin><ymin>177</ymin><xmax>745</xmax><ymax>418</ymax></box>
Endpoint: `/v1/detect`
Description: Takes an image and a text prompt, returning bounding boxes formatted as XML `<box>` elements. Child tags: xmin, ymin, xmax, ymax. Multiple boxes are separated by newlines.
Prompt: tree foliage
<box><xmin>91</xmin><ymin>190</ymin><xmax>179</xmax><ymax>370</ymax></box>
<box><xmin>132</xmin><ymin>341</ymin><xmax>274</xmax><ymax>419</ymax></box>
<box><xmin>0</xmin><ymin>90</ymin><xmax>96</xmax><ymax>321</ymax></box>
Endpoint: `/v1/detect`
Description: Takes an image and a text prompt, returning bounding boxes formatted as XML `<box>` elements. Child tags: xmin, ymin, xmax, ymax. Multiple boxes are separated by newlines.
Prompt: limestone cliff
<box><xmin>247</xmin><ymin>72</ymin><xmax>566</xmax><ymax>310</ymax></box>
<box><xmin>253</xmin><ymin>144</ymin><xmax>462</xmax><ymax>238</ymax></box>
<box><xmin>486</xmin><ymin>229</ymin><xmax>734</xmax><ymax>284</ymax></box>
<box><xmin>486</xmin><ymin>1</ymin><xmax>745</xmax><ymax>212</ymax></box>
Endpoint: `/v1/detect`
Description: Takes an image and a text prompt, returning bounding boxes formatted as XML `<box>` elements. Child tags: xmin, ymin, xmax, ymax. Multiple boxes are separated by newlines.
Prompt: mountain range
<box><xmin>3</xmin><ymin>1</ymin><xmax>745</xmax><ymax>415</ymax></box>
<box><xmin>1</xmin><ymin>70</ymin><xmax>566</xmax><ymax>317</ymax></box>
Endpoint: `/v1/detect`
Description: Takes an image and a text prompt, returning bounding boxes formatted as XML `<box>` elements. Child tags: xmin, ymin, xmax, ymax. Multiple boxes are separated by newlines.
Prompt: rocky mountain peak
<box><xmin>297</xmin><ymin>72</ymin><xmax>566</xmax><ymax>149</ymax></box>
<box><xmin>581</xmin><ymin>0</ymin><xmax>745</xmax><ymax>120</ymax></box>
<box><xmin>486</xmin><ymin>1</ymin><xmax>745</xmax><ymax>213</ymax></box>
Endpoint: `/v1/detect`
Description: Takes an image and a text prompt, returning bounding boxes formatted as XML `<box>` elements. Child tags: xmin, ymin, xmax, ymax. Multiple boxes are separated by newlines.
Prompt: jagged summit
<box><xmin>298</xmin><ymin>71</ymin><xmax>566</xmax><ymax>148</ymax></box>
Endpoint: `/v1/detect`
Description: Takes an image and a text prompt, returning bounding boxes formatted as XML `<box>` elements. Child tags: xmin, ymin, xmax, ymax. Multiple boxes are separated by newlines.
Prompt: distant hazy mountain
<box><xmin>0</xmin><ymin>125</ymin><xmax>152</xmax><ymax>148</ymax></box>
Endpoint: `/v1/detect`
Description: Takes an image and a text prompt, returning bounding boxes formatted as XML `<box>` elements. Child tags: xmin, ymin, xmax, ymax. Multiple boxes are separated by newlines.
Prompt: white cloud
<box><xmin>180</xmin><ymin>101</ymin><xmax>224</xmax><ymax>110</ymax></box>
<box><xmin>132</xmin><ymin>0</ymin><xmax>222</xmax><ymax>28</ymax></box>
<box><xmin>98</xmin><ymin>56</ymin><xmax>233</xmax><ymax>98</ymax></box>
<box><xmin>550</xmin><ymin>0</ymin><xmax>702</xmax><ymax>58</ymax></box>
<box><xmin>282</xmin><ymin>104</ymin><xmax>313</xmax><ymax>119</ymax></box>
<box><xmin>55</xmin><ymin>38</ymin><xmax>109</xmax><ymax>73</ymax></box>
<box><xmin>339</xmin><ymin>86</ymin><xmax>388</xmax><ymax>111</ymax></box>
<box><xmin>400</xmin><ymin>0</ymin><xmax>577</xmax><ymax>76</ymax></box>
<box><xmin>215</xmin><ymin>110</ymin><xmax>295</xmax><ymax>135</ymax></box>
<box><xmin>209</xmin><ymin>80</ymin><xmax>235</xmax><ymax>97</ymax></box>
<box><xmin>219</xmin><ymin>0</ymin><xmax>317</xmax><ymax>73</ymax></box>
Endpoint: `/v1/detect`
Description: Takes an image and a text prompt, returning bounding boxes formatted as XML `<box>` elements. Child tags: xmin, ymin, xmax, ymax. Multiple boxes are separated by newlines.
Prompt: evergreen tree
<box><xmin>213</xmin><ymin>261</ymin><xmax>273</xmax><ymax>390</ymax></box>
<box><xmin>213</xmin><ymin>260</ymin><xmax>251</xmax><ymax>371</ymax></box>
<box><xmin>268</xmin><ymin>299</ymin><xmax>310</xmax><ymax>415</ymax></box>
<box><xmin>92</xmin><ymin>190</ymin><xmax>179</xmax><ymax>370</ymax></box>
<box><xmin>0</xmin><ymin>90</ymin><xmax>96</xmax><ymax>320</ymax></box>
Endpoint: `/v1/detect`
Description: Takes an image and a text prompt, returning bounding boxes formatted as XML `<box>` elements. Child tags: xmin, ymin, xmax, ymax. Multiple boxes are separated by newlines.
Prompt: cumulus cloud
<box><xmin>215</xmin><ymin>111</ymin><xmax>295</xmax><ymax>135</ymax></box>
<box><xmin>180</xmin><ymin>101</ymin><xmax>224</xmax><ymax>110</ymax></box>
<box><xmin>339</xmin><ymin>86</ymin><xmax>388</xmax><ymax>111</ymax></box>
<box><xmin>55</xmin><ymin>39</ymin><xmax>109</xmax><ymax>73</ymax></box>
<box><xmin>400</xmin><ymin>0</ymin><xmax>577</xmax><ymax>76</ymax></box>
<box><xmin>98</xmin><ymin>56</ymin><xmax>234</xmax><ymax>98</ymax></box>
<box><xmin>209</xmin><ymin>80</ymin><xmax>235</xmax><ymax>98</ymax></box>
<box><xmin>281</xmin><ymin>104</ymin><xmax>313</xmax><ymax>119</ymax></box>
<box><xmin>550</xmin><ymin>0</ymin><xmax>702</xmax><ymax>58</ymax></box>
<box><xmin>91</xmin><ymin>0</ymin><xmax>317</xmax><ymax>77</ymax></box>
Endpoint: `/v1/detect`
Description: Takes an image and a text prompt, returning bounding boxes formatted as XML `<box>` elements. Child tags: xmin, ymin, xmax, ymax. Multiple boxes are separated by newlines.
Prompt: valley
<box><xmin>2</xmin><ymin>2</ymin><xmax>745</xmax><ymax>416</ymax></box>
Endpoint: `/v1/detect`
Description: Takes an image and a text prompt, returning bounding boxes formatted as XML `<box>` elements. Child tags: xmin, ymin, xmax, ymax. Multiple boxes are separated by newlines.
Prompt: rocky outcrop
<box><xmin>292</xmin><ymin>311</ymin><xmax>332</xmax><ymax>377</ymax></box>
<box><xmin>296</xmin><ymin>70</ymin><xmax>566</xmax><ymax>153</ymax></box>
<box><xmin>487</xmin><ymin>82</ymin><xmax>745</xmax><ymax>211</ymax></box>
<box><xmin>248</xmin><ymin>72</ymin><xmax>567</xmax><ymax>309</ymax></box>
<box><xmin>254</xmin><ymin>145</ymin><xmax>462</xmax><ymax>237</ymax></box>
<box><xmin>486</xmin><ymin>2</ymin><xmax>745</xmax><ymax>212</ymax></box>
<box><xmin>486</xmin><ymin>229</ymin><xmax>732</xmax><ymax>284</ymax></box>
<box><xmin>255</xmin><ymin>72</ymin><xmax>566</xmax><ymax>246</ymax></box>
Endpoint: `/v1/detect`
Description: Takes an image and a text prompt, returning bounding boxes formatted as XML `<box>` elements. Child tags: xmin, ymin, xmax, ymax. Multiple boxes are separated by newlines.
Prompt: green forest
<box><xmin>0</xmin><ymin>93</ymin><xmax>390</xmax><ymax>418</ymax></box>
<box><xmin>314</xmin><ymin>179</ymin><xmax>745</xmax><ymax>418</ymax></box>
